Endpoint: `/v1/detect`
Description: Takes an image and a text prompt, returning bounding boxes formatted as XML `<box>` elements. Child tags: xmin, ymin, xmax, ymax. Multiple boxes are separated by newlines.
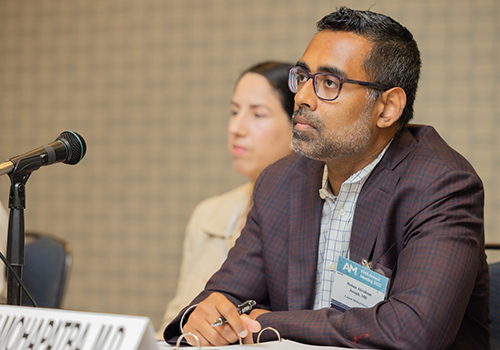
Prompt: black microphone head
<box><xmin>56</xmin><ymin>131</ymin><xmax>87</xmax><ymax>165</ymax></box>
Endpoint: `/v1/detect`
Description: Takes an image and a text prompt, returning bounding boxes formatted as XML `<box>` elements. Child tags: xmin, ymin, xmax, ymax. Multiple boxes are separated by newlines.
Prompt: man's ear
<box><xmin>376</xmin><ymin>87</ymin><xmax>406</xmax><ymax>129</ymax></box>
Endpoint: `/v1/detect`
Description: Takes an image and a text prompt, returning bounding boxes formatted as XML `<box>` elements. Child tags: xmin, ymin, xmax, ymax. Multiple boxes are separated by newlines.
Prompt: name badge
<box><xmin>330</xmin><ymin>256</ymin><xmax>389</xmax><ymax>312</ymax></box>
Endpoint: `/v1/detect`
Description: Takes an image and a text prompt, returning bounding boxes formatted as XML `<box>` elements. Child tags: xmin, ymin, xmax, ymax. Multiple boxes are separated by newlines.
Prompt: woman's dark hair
<box><xmin>317</xmin><ymin>7</ymin><xmax>421</xmax><ymax>126</ymax></box>
<box><xmin>239</xmin><ymin>61</ymin><xmax>295</xmax><ymax>119</ymax></box>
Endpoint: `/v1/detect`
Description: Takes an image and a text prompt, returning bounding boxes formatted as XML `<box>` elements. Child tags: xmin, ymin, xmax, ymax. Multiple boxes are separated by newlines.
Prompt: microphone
<box><xmin>0</xmin><ymin>131</ymin><xmax>87</xmax><ymax>176</ymax></box>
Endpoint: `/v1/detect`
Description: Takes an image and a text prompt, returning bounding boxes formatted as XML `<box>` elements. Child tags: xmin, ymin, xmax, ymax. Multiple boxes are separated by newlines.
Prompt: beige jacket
<box><xmin>156</xmin><ymin>183</ymin><xmax>252</xmax><ymax>338</ymax></box>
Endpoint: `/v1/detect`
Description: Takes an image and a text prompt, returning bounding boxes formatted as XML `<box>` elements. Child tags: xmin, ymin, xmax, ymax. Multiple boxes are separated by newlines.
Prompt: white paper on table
<box><xmin>157</xmin><ymin>339</ymin><xmax>377</xmax><ymax>349</ymax></box>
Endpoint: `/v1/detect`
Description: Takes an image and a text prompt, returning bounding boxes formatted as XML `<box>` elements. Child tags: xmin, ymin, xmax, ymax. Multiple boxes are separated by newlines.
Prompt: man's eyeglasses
<box><xmin>288</xmin><ymin>66</ymin><xmax>390</xmax><ymax>101</ymax></box>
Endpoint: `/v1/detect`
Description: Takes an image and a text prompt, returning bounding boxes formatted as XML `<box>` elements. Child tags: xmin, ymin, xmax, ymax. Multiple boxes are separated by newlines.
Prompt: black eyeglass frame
<box><xmin>288</xmin><ymin>66</ymin><xmax>391</xmax><ymax>101</ymax></box>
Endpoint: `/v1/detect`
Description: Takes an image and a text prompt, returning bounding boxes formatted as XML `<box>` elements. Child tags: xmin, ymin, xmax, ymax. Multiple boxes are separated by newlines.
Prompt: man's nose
<box><xmin>294</xmin><ymin>78</ymin><xmax>317</xmax><ymax>111</ymax></box>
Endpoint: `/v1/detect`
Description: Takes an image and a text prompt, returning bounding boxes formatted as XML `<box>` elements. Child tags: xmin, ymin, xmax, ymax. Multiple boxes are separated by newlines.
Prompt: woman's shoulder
<box><xmin>189</xmin><ymin>183</ymin><xmax>252</xmax><ymax>228</ymax></box>
<box><xmin>196</xmin><ymin>183</ymin><xmax>252</xmax><ymax>210</ymax></box>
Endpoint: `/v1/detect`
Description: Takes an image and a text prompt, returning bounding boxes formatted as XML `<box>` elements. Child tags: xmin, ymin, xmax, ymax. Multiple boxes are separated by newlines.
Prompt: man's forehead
<box><xmin>298</xmin><ymin>30</ymin><xmax>371</xmax><ymax>76</ymax></box>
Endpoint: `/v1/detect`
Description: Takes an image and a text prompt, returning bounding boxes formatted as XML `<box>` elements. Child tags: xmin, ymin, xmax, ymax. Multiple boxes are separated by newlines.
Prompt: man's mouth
<box><xmin>293</xmin><ymin>109</ymin><xmax>316</xmax><ymax>131</ymax></box>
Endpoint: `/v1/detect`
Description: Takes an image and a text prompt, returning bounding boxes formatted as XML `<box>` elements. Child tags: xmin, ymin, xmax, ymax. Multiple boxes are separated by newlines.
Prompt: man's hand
<box><xmin>183</xmin><ymin>293</ymin><xmax>262</xmax><ymax>347</ymax></box>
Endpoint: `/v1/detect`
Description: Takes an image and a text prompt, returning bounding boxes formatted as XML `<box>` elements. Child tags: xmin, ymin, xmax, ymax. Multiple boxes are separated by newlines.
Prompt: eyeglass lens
<box><xmin>290</xmin><ymin>67</ymin><xmax>341</xmax><ymax>101</ymax></box>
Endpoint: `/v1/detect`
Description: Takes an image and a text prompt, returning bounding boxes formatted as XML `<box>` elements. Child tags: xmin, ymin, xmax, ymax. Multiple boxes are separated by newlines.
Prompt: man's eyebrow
<box><xmin>295</xmin><ymin>61</ymin><xmax>310</xmax><ymax>71</ymax></box>
<box><xmin>295</xmin><ymin>61</ymin><xmax>347</xmax><ymax>78</ymax></box>
<box><xmin>318</xmin><ymin>65</ymin><xmax>347</xmax><ymax>78</ymax></box>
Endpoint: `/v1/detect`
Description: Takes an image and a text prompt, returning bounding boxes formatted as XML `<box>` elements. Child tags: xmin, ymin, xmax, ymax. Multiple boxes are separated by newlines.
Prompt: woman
<box><xmin>156</xmin><ymin>61</ymin><xmax>294</xmax><ymax>337</ymax></box>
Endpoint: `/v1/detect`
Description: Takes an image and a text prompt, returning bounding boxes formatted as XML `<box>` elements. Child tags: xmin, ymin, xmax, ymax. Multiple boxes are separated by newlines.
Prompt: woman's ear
<box><xmin>376</xmin><ymin>87</ymin><xmax>407</xmax><ymax>129</ymax></box>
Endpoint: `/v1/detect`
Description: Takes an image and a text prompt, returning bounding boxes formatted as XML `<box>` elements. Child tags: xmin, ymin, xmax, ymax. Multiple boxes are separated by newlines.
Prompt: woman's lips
<box><xmin>232</xmin><ymin>145</ymin><xmax>247</xmax><ymax>156</ymax></box>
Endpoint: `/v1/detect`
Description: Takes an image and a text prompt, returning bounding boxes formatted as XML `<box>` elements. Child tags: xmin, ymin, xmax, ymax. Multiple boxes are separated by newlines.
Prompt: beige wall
<box><xmin>0</xmin><ymin>0</ymin><xmax>498</xmax><ymax>329</ymax></box>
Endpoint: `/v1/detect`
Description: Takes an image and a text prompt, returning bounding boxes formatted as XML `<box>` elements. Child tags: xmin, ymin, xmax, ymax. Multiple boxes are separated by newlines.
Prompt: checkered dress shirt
<box><xmin>314</xmin><ymin>143</ymin><xmax>390</xmax><ymax>310</ymax></box>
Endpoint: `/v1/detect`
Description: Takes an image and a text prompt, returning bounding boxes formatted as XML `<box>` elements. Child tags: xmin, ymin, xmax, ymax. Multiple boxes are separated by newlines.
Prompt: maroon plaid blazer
<box><xmin>165</xmin><ymin>125</ymin><xmax>489</xmax><ymax>349</ymax></box>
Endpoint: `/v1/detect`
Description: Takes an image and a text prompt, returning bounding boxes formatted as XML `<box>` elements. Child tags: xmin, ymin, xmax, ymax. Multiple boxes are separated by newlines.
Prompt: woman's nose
<box><xmin>228</xmin><ymin>111</ymin><xmax>248</xmax><ymax>136</ymax></box>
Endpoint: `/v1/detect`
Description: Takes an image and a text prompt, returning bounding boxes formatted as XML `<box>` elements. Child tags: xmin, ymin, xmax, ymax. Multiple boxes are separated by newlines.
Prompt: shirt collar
<box><xmin>320</xmin><ymin>139</ymin><xmax>393</xmax><ymax>198</ymax></box>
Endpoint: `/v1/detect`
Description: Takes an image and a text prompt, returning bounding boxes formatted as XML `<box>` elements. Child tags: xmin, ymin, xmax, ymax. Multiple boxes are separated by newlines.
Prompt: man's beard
<box><xmin>292</xmin><ymin>102</ymin><xmax>375</xmax><ymax>162</ymax></box>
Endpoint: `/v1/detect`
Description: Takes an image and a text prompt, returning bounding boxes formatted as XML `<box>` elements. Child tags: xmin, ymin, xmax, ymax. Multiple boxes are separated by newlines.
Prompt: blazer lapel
<box><xmin>350</xmin><ymin>127</ymin><xmax>417</xmax><ymax>262</ymax></box>
<box><xmin>287</xmin><ymin>158</ymin><xmax>324</xmax><ymax>310</ymax></box>
<box><xmin>349</xmin><ymin>163</ymin><xmax>400</xmax><ymax>262</ymax></box>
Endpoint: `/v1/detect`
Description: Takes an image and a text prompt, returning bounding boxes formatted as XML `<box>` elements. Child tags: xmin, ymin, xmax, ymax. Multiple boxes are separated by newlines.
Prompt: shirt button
<box><xmin>319</xmin><ymin>192</ymin><xmax>326</xmax><ymax>200</ymax></box>
<box><xmin>329</xmin><ymin>263</ymin><xmax>336</xmax><ymax>271</ymax></box>
<box><xmin>339</xmin><ymin>208</ymin><xmax>346</xmax><ymax>216</ymax></box>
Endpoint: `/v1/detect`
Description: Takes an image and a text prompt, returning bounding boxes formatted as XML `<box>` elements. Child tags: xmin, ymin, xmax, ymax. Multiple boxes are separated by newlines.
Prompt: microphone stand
<box><xmin>6</xmin><ymin>155</ymin><xmax>42</xmax><ymax>305</ymax></box>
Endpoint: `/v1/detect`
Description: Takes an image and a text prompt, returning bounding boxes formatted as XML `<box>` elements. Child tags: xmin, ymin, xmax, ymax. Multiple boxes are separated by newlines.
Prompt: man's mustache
<box><xmin>292</xmin><ymin>108</ymin><xmax>321</xmax><ymax>129</ymax></box>
<box><xmin>292</xmin><ymin>108</ymin><xmax>305</xmax><ymax>120</ymax></box>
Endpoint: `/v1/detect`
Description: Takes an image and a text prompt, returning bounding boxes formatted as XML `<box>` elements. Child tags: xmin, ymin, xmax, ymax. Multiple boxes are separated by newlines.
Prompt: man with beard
<box><xmin>164</xmin><ymin>7</ymin><xmax>489</xmax><ymax>349</ymax></box>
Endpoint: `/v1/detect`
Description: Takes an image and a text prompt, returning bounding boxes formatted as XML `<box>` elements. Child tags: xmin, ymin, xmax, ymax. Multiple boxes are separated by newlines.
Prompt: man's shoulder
<box><xmin>402</xmin><ymin>124</ymin><xmax>477</xmax><ymax>174</ymax></box>
<box><xmin>252</xmin><ymin>154</ymin><xmax>323</xmax><ymax>201</ymax></box>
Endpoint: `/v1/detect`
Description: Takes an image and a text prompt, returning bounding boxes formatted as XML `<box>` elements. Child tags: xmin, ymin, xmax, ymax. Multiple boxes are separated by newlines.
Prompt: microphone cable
<box><xmin>0</xmin><ymin>251</ymin><xmax>38</xmax><ymax>307</ymax></box>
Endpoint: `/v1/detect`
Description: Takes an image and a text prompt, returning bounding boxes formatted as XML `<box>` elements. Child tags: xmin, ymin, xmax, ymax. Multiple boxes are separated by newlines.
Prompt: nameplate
<box><xmin>330</xmin><ymin>256</ymin><xmax>389</xmax><ymax>312</ymax></box>
<box><xmin>0</xmin><ymin>305</ymin><xmax>158</xmax><ymax>350</ymax></box>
